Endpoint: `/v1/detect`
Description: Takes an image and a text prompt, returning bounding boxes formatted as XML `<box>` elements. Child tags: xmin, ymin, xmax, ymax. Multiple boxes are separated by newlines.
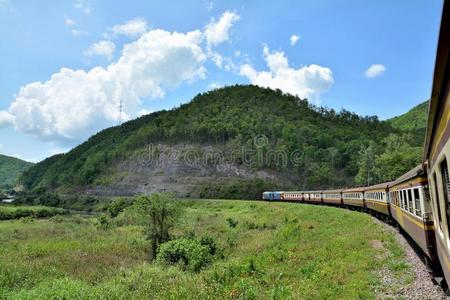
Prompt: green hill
<box><xmin>19</xmin><ymin>85</ymin><xmax>427</xmax><ymax>199</ymax></box>
<box><xmin>0</xmin><ymin>154</ymin><xmax>34</xmax><ymax>189</ymax></box>
<box><xmin>387</xmin><ymin>100</ymin><xmax>429</xmax><ymax>141</ymax></box>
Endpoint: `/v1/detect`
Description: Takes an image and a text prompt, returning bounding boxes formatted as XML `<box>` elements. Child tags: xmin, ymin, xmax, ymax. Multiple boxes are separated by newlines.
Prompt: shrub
<box><xmin>49</xmin><ymin>215</ymin><xmax>64</xmax><ymax>223</ymax></box>
<box><xmin>107</xmin><ymin>198</ymin><xmax>131</xmax><ymax>218</ymax></box>
<box><xmin>20</xmin><ymin>216</ymin><xmax>34</xmax><ymax>223</ymax></box>
<box><xmin>134</xmin><ymin>193</ymin><xmax>180</xmax><ymax>260</ymax></box>
<box><xmin>226</xmin><ymin>217</ymin><xmax>238</xmax><ymax>228</ymax></box>
<box><xmin>157</xmin><ymin>237</ymin><xmax>219</xmax><ymax>272</ymax></box>
<box><xmin>199</xmin><ymin>235</ymin><xmax>218</xmax><ymax>256</ymax></box>
<box><xmin>95</xmin><ymin>214</ymin><xmax>112</xmax><ymax>230</ymax></box>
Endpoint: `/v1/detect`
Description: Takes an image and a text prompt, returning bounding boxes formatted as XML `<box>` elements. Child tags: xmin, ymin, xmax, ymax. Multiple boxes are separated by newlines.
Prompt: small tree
<box><xmin>134</xmin><ymin>193</ymin><xmax>180</xmax><ymax>260</ymax></box>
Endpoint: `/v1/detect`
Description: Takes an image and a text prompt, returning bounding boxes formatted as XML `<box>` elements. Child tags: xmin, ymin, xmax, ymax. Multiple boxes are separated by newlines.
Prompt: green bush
<box><xmin>226</xmin><ymin>217</ymin><xmax>238</xmax><ymax>228</ymax></box>
<box><xmin>107</xmin><ymin>198</ymin><xmax>131</xmax><ymax>218</ymax></box>
<box><xmin>157</xmin><ymin>237</ymin><xmax>216</xmax><ymax>272</ymax></box>
<box><xmin>95</xmin><ymin>214</ymin><xmax>112</xmax><ymax>230</ymax></box>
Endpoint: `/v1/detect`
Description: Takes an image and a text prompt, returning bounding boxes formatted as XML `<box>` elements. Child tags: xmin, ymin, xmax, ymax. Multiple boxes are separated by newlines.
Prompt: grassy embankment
<box><xmin>0</xmin><ymin>200</ymin><xmax>412</xmax><ymax>299</ymax></box>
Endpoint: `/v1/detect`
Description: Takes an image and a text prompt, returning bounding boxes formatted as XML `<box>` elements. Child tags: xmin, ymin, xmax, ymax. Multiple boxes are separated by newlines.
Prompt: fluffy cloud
<box><xmin>84</xmin><ymin>40</ymin><xmax>116</xmax><ymax>60</ymax></box>
<box><xmin>290</xmin><ymin>34</ymin><xmax>300</xmax><ymax>46</ymax></box>
<box><xmin>2</xmin><ymin>29</ymin><xmax>207</xmax><ymax>144</ymax></box>
<box><xmin>240</xmin><ymin>45</ymin><xmax>333</xmax><ymax>102</ymax></box>
<box><xmin>0</xmin><ymin>111</ymin><xmax>14</xmax><ymax>127</ymax></box>
<box><xmin>204</xmin><ymin>11</ymin><xmax>240</xmax><ymax>46</ymax></box>
<box><xmin>111</xmin><ymin>18</ymin><xmax>148</xmax><ymax>38</ymax></box>
<box><xmin>365</xmin><ymin>64</ymin><xmax>386</xmax><ymax>78</ymax></box>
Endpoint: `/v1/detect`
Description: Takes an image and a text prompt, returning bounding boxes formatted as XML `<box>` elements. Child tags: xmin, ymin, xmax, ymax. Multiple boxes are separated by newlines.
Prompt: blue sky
<box><xmin>0</xmin><ymin>0</ymin><xmax>443</xmax><ymax>162</ymax></box>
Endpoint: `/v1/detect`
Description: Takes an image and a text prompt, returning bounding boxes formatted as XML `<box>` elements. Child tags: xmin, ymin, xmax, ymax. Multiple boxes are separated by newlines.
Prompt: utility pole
<box><xmin>118</xmin><ymin>99</ymin><xmax>123</xmax><ymax>125</ymax></box>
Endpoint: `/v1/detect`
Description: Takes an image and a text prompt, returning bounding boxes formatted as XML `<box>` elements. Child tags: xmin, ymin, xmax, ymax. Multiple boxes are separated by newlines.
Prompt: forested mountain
<box><xmin>0</xmin><ymin>154</ymin><xmax>33</xmax><ymax>189</ymax></box>
<box><xmin>19</xmin><ymin>85</ymin><xmax>428</xmax><ymax>199</ymax></box>
<box><xmin>387</xmin><ymin>100</ymin><xmax>429</xmax><ymax>139</ymax></box>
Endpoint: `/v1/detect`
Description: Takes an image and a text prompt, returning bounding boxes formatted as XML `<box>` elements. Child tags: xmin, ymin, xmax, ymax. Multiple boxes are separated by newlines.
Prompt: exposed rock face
<box><xmin>84</xmin><ymin>143</ymin><xmax>294</xmax><ymax>197</ymax></box>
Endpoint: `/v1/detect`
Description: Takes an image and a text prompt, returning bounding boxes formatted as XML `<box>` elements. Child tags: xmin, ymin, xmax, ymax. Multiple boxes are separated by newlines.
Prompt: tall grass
<box><xmin>0</xmin><ymin>200</ymin><xmax>411</xmax><ymax>299</ymax></box>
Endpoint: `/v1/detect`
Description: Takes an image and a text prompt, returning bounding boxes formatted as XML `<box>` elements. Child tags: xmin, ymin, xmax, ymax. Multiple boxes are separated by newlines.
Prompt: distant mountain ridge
<box><xmin>0</xmin><ymin>154</ymin><xmax>34</xmax><ymax>188</ymax></box>
<box><xmin>19</xmin><ymin>85</ymin><xmax>428</xmax><ymax>199</ymax></box>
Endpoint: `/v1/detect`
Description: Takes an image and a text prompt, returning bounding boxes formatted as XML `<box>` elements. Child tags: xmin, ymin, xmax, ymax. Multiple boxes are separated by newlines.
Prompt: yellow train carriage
<box><xmin>364</xmin><ymin>181</ymin><xmax>393</xmax><ymax>217</ymax></box>
<box><xmin>342</xmin><ymin>187</ymin><xmax>365</xmax><ymax>208</ymax></box>
<box><xmin>389</xmin><ymin>166</ymin><xmax>436</xmax><ymax>261</ymax></box>
<box><xmin>282</xmin><ymin>191</ymin><xmax>303</xmax><ymax>202</ymax></box>
<box><xmin>322</xmin><ymin>189</ymin><xmax>343</xmax><ymax>205</ymax></box>
<box><xmin>424</xmin><ymin>0</ymin><xmax>450</xmax><ymax>284</ymax></box>
<box><xmin>304</xmin><ymin>191</ymin><xmax>322</xmax><ymax>203</ymax></box>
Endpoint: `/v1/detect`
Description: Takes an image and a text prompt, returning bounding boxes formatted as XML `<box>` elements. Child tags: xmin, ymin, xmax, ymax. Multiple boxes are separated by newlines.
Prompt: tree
<box><xmin>134</xmin><ymin>193</ymin><xmax>180</xmax><ymax>260</ymax></box>
<box><xmin>355</xmin><ymin>143</ymin><xmax>377</xmax><ymax>186</ymax></box>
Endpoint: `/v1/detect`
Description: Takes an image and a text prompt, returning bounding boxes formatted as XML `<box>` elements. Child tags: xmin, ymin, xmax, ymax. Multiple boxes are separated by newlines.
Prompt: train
<box><xmin>264</xmin><ymin>0</ymin><xmax>450</xmax><ymax>288</ymax></box>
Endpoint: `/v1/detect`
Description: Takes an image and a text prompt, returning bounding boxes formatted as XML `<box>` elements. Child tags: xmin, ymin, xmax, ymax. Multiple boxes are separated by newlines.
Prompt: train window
<box><xmin>413</xmin><ymin>188</ymin><xmax>421</xmax><ymax>217</ymax></box>
<box><xmin>403</xmin><ymin>190</ymin><xmax>408</xmax><ymax>209</ymax></box>
<box><xmin>433</xmin><ymin>172</ymin><xmax>443</xmax><ymax>229</ymax></box>
<box><xmin>407</xmin><ymin>189</ymin><xmax>413</xmax><ymax>213</ymax></box>
<box><xmin>440</xmin><ymin>159</ymin><xmax>450</xmax><ymax>233</ymax></box>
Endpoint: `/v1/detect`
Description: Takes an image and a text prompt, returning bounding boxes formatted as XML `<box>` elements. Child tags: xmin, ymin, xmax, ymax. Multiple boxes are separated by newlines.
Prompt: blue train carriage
<box><xmin>364</xmin><ymin>181</ymin><xmax>393</xmax><ymax>218</ymax></box>
<box><xmin>342</xmin><ymin>187</ymin><xmax>365</xmax><ymax>210</ymax></box>
<box><xmin>423</xmin><ymin>0</ymin><xmax>450</xmax><ymax>283</ymax></box>
<box><xmin>322</xmin><ymin>189</ymin><xmax>343</xmax><ymax>205</ymax></box>
<box><xmin>283</xmin><ymin>191</ymin><xmax>303</xmax><ymax>202</ymax></box>
<box><xmin>389</xmin><ymin>165</ymin><xmax>436</xmax><ymax>264</ymax></box>
<box><xmin>262</xmin><ymin>191</ymin><xmax>285</xmax><ymax>201</ymax></box>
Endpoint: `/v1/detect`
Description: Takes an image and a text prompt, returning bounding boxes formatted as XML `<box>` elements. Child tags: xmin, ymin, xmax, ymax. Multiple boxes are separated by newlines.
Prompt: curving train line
<box><xmin>264</xmin><ymin>1</ymin><xmax>450</xmax><ymax>289</ymax></box>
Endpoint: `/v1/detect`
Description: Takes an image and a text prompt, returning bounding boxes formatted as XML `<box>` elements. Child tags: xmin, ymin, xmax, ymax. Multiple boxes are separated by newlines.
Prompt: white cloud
<box><xmin>74</xmin><ymin>0</ymin><xmax>91</xmax><ymax>15</ymax></box>
<box><xmin>49</xmin><ymin>147</ymin><xmax>69</xmax><ymax>156</ymax></box>
<box><xmin>290</xmin><ymin>34</ymin><xmax>300</xmax><ymax>46</ymax></box>
<box><xmin>138</xmin><ymin>109</ymin><xmax>152</xmax><ymax>116</ymax></box>
<box><xmin>240</xmin><ymin>45</ymin><xmax>334</xmax><ymax>103</ymax></box>
<box><xmin>2</xmin><ymin>29</ymin><xmax>207</xmax><ymax>144</ymax></box>
<box><xmin>204</xmin><ymin>11</ymin><xmax>240</xmax><ymax>47</ymax></box>
<box><xmin>71</xmin><ymin>29</ymin><xmax>88</xmax><ymax>37</ymax></box>
<box><xmin>65</xmin><ymin>17</ymin><xmax>75</xmax><ymax>26</ymax></box>
<box><xmin>365</xmin><ymin>64</ymin><xmax>386</xmax><ymax>78</ymax></box>
<box><xmin>84</xmin><ymin>40</ymin><xmax>115</xmax><ymax>60</ymax></box>
<box><xmin>111</xmin><ymin>18</ymin><xmax>148</xmax><ymax>38</ymax></box>
<box><xmin>11</xmin><ymin>154</ymin><xmax>39</xmax><ymax>163</ymax></box>
<box><xmin>208</xmin><ymin>81</ymin><xmax>222</xmax><ymax>90</ymax></box>
<box><xmin>0</xmin><ymin>111</ymin><xmax>14</xmax><ymax>127</ymax></box>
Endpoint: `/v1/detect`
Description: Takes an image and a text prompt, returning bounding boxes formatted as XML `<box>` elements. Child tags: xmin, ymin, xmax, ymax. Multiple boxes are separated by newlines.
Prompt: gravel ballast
<box><xmin>372</xmin><ymin>217</ymin><xmax>446</xmax><ymax>299</ymax></box>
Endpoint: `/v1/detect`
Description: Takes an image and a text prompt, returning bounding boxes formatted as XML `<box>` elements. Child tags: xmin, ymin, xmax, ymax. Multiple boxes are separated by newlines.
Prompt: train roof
<box><xmin>391</xmin><ymin>165</ymin><xmax>425</xmax><ymax>186</ymax></box>
<box><xmin>364</xmin><ymin>181</ymin><xmax>394</xmax><ymax>191</ymax></box>
<box><xmin>322</xmin><ymin>189</ymin><xmax>344</xmax><ymax>193</ymax></box>
<box><xmin>424</xmin><ymin>1</ymin><xmax>450</xmax><ymax>163</ymax></box>
<box><xmin>342</xmin><ymin>187</ymin><xmax>365</xmax><ymax>193</ymax></box>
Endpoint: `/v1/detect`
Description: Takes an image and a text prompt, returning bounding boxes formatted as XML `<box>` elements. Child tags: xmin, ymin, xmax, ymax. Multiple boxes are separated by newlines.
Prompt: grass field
<box><xmin>0</xmin><ymin>200</ymin><xmax>412</xmax><ymax>299</ymax></box>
